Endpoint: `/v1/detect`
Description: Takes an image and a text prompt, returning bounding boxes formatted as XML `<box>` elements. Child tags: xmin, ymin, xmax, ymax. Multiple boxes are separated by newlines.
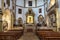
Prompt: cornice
<box><xmin>16</xmin><ymin>2</ymin><xmax>47</xmax><ymax>8</ymax></box>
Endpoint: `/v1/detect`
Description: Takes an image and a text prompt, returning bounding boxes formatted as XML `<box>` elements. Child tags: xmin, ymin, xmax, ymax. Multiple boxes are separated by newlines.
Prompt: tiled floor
<box><xmin>18</xmin><ymin>32</ymin><xmax>39</xmax><ymax>40</ymax></box>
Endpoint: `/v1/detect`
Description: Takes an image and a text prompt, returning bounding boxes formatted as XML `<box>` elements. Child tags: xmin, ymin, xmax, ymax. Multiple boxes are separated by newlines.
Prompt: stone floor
<box><xmin>18</xmin><ymin>32</ymin><xmax>39</xmax><ymax>40</ymax></box>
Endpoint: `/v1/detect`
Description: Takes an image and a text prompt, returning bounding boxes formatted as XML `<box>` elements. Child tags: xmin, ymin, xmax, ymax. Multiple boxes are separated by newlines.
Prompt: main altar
<box><xmin>24</xmin><ymin>8</ymin><xmax>35</xmax><ymax>32</ymax></box>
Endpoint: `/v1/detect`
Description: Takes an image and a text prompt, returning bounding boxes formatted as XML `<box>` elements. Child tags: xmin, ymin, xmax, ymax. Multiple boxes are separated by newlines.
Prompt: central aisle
<box><xmin>18</xmin><ymin>32</ymin><xmax>39</xmax><ymax>40</ymax></box>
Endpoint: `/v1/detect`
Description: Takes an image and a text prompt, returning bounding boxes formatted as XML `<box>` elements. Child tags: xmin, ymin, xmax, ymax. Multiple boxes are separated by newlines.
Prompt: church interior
<box><xmin>0</xmin><ymin>0</ymin><xmax>60</xmax><ymax>40</ymax></box>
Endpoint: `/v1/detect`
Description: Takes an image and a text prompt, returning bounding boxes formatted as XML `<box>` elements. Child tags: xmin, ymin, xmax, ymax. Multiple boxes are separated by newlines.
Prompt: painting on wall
<box><xmin>27</xmin><ymin>16</ymin><xmax>33</xmax><ymax>24</ymax></box>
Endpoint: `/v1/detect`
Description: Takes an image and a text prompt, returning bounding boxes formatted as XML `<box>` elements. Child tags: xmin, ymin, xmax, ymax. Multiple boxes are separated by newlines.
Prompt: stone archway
<box><xmin>26</xmin><ymin>8</ymin><xmax>35</xmax><ymax>24</ymax></box>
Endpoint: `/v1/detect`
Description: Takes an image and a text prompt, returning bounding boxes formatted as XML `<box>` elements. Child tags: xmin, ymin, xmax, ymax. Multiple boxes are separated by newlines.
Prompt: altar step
<box><xmin>24</xmin><ymin>24</ymin><xmax>36</xmax><ymax>32</ymax></box>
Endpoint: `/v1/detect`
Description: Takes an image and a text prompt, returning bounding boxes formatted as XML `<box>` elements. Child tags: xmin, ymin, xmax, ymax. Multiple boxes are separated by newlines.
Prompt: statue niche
<box><xmin>26</xmin><ymin>8</ymin><xmax>35</xmax><ymax>24</ymax></box>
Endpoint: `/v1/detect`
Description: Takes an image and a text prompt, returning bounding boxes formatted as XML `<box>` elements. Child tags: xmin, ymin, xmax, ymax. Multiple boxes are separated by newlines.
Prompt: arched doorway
<box><xmin>26</xmin><ymin>8</ymin><xmax>35</xmax><ymax>24</ymax></box>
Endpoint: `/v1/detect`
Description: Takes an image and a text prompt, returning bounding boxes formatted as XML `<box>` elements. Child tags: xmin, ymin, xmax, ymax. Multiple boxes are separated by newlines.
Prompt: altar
<box><xmin>24</xmin><ymin>8</ymin><xmax>35</xmax><ymax>32</ymax></box>
<box><xmin>24</xmin><ymin>24</ymin><xmax>35</xmax><ymax>32</ymax></box>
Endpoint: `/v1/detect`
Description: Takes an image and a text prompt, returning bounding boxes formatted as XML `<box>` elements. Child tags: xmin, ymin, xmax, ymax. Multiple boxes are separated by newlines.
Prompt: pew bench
<box><xmin>8</xmin><ymin>29</ymin><xmax>24</xmax><ymax>38</ymax></box>
<box><xmin>0</xmin><ymin>29</ymin><xmax>24</xmax><ymax>40</ymax></box>
<box><xmin>35</xmin><ymin>29</ymin><xmax>53</xmax><ymax>36</ymax></box>
<box><xmin>36</xmin><ymin>29</ymin><xmax>60</xmax><ymax>40</ymax></box>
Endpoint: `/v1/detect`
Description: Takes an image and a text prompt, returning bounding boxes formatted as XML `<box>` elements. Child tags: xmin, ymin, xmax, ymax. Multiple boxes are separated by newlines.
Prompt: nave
<box><xmin>0</xmin><ymin>26</ymin><xmax>60</xmax><ymax>40</ymax></box>
<box><xmin>18</xmin><ymin>32</ymin><xmax>39</xmax><ymax>40</ymax></box>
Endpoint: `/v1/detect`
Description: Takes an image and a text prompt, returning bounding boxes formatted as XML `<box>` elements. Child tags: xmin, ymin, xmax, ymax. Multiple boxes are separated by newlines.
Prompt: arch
<box><xmin>12</xmin><ymin>12</ymin><xmax>16</xmax><ymax>26</ymax></box>
<box><xmin>18</xmin><ymin>17</ymin><xmax>23</xmax><ymax>26</ymax></box>
<box><xmin>38</xmin><ymin>15</ymin><xmax>44</xmax><ymax>22</ymax></box>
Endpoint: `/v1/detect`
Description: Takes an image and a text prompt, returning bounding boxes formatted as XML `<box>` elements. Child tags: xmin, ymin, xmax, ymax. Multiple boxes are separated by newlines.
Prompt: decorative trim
<box><xmin>16</xmin><ymin>4</ymin><xmax>45</xmax><ymax>8</ymax></box>
<box><xmin>43</xmin><ymin>0</ymin><xmax>45</xmax><ymax>18</ymax></box>
<box><xmin>35</xmin><ymin>0</ymin><xmax>37</xmax><ymax>7</ymax></box>
<box><xmin>24</xmin><ymin>0</ymin><xmax>25</xmax><ymax>7</ymax></box>
<box><xmin>47</xmin><ymin>3</ymin><xmax>56</xmax><ymax>12</ymax></box>
<box><xmin>16</xmin><ymin>1</ymin><xmax>47</xmax><ymax>8</ymax></box>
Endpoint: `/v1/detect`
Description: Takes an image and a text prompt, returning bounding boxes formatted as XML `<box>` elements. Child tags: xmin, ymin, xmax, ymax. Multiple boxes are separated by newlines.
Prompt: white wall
<box><xmin>37</xmin><ymin>0</ymin><xmax>44</xmax><ymax>6</ymax></box>
<box><xmin>16</xmin><ymin>6</ymin><xmax>24</xmax><ymax>24</ymax></box>
<box><xmin>16</xmin><ymin>7</ymin><xmax>44</xmax><ymax>24</ymax></box>
<box><xmin>9</xmin><ymin>0</ymin><xmax>12</xmax><ymax>9</ymax></box>
<box><xmin>16</xmin><ymin>0</ymin><xmax>45</xmax><ymax>24</ymax></box>
<box><xmin>58</xmin><ymin>0</ymin><xmax>60</xmax><ymax>8</ymax></box>
<box><xmin>16</xmin><ymin>0</ymin><xmax>24</xmax><ymax>7</ymax></box>
<box><xmin>0</xmin><ymin>0</ymin><xmax>1</xmax><ymax>8</ymax></box>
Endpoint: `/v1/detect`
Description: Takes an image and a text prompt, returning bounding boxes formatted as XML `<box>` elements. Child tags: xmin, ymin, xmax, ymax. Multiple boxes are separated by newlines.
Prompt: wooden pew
<box><xmin>36</xmin><ymin>29</ymin><xmax>60</xmax><ymax>40</ymax></box>
<box><xmin>40</xmin><ymin>31</ymin><xmax>60</xmax><ymax>40</ymax></box>
<box><xmin>36</xmin><ymin>29</ymin><xmax>53</xmax><ymax>31</ymax></box>
<box><xmin>0</xmin><ymin>32</ymin><xmax>19</xmax><ymax>40</ymax></box>
<box><xmin>36</xmin><ymin>29</ymin><xmax>53</xmax><ymax>36</ymax></box>
<box><xmin>8</xmin><ymin>29</ymin><xmax>24</xmax><ymax>38</ymax></box>
<box><xmin>0</xmin><ymin>29</ymin><xmax>24</xmax><ymax>40</ymax></box>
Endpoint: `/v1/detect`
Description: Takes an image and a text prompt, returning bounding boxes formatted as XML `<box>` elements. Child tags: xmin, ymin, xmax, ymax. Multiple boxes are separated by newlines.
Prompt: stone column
<box><xmin>55</xmin><ymin>0</ymin><xmax>60</xmax><ymax>31</ymax></box>
<box><xmin>1</xmin><ymin>0</ymin><xmax>4</xmax><ymax>13</ymax></box>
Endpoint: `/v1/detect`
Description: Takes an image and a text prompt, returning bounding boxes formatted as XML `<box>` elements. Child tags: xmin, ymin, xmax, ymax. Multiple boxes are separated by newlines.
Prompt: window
<box><xmin>18</xmin><ymin>9</ymin><xmax>22</xmax><ymax>14</ymax></box>
<box><xmin>6</xmin><ymin>0</ymin><xmax>10</xmax><ymax>6</ymax></box>
<box><xmin>4</xmin><ymin>3</ymin><xmax>5</xmax><ymax>7</ymax></box>
<box><xmin>13</xmin><ymin>6</ymin><xmax>14</xmax><ymax>10</ymax></box>
<box><xmin>39</xmin><ymin>8</ymin><xmax>42</xmax><ymax>13</ymax></box>
<box><xmin>28</xmin><ymin>1</ymin><xmax>32</xmax><ymax>6</ymax></box>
